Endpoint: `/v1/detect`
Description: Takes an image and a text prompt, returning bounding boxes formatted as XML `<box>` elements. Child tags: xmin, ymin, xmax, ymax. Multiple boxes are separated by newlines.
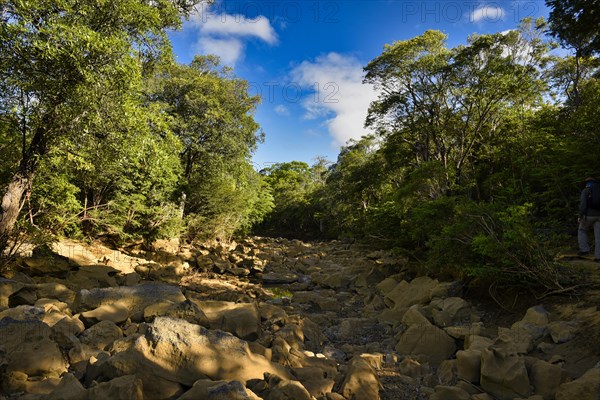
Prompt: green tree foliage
<box><xmin>0</xmin><ymin>0</ymin><xmax>200</xmax><ymax>248</ymax></box>
<box><xmin>258</xmin><ymin>161</ymin><xmax>326</xmax><ymax>238</ymax></box>
<box><xmin>546</xmin><ymin>0</ymin><xmax>600</xmax><ymax>56</ymax></box>
<box><xmin>148</xmin><ymin>55</ymin><xmax>268</xmax><ymax>241</ymax></box>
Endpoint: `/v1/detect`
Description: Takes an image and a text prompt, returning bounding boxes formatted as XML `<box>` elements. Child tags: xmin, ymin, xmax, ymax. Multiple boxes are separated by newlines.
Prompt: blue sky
<box><xmin>168</xmin><ymin>0</ymin><xmax>550</xmax><ymax>169</ymax></box>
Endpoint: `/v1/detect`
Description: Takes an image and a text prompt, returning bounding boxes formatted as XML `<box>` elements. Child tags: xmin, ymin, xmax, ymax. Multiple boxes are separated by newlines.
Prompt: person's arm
<box><xmin>580</xmin><ymin>188</ymin><xmax>589</xmax><ymax>218</ymax></box>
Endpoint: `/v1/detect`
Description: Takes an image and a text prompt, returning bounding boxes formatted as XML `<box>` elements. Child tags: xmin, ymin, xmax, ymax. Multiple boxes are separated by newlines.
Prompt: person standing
<box><xmin>578</xmin><ymin>177</ymin><xmax>600</xmax><ymax>261</ymax></box>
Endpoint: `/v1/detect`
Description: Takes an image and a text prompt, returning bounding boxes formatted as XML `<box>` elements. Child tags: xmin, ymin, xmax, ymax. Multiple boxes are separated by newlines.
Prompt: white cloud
<box><xmin>188</xmin><ymin>10</ymin><xmax>278</xmax><ymax>65</ymax></box>
<box><xmin>199</xmin><ymin>14</ymin><xmax>277</xmax><ymax>45</ymax></box>
<box><xmin>196</xmin><ymin>37</ymin><xmax>243</xmax><ymax>65</ymax></box>
<box><xmin>470</xmin><ymin>5</ymin><xmax>506</xmax><ymax>22</ymax></box>
<box><xmin>274</xmin><ymin>104</ymin><xmax>290</xmax><ymax>116</ymax></box>
<box><xmin>290</xmin><ymin>53</ymin><xmax>378</xmax><ymax>147</ymax></box>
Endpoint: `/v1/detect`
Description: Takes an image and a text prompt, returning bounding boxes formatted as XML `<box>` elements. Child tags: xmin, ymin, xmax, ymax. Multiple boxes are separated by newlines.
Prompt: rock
<box><xmin>401</xmin><ymin>305</ymin><xmax>431</xmax><ymax>327</ymax></box>
<box><xmin>531</xmin><ymin>359</ymin><xmax>563</xmax><ymax>399</ymax></box>
<box><xmin>35</xmin><ymin>282</ymin><xmax>76</xmax><ymax>304</ymax></box>
<box><xmin>548</xmin><ymin>321</ymin><xmax>577</xmax><ymax>344</ymax></box>
<box><xmin>87</xmin><ymin>375</ymin><xmax>144</xmax><ymax>400</ymax></box>
<box><xmin>80</xmin><ymin>303</ymin><xmax>129</xmax><ymax>326</ymax></box>
<box><xmin>375</xmin><ymin>278</ymin><xmax>398</xmax><ymax>295</ymax></box>
<box><xmin>72</xmin><ymin>283</ymin><xmax>186</xmax><ymax>316</ymax></box>
<box><xmin>86</xmin><ymin>317</ymin><xmax>290</xmax><ymax>397</ymax></box>
<box><xmin>480</xmin><ymin>346</ymin><xmax>530</xmax><ymax>400</ymax></box>
<box><xmin>51</xmin><ymin>315</ymin><xmax>86</xmax><ymax>346</ymax></box>
<box><xmin>79</xmin><ymin>320</ymin><xmax>123</xmax><ymax>351</ymax></box>
<box><xmin>0</xmin><ymin>304</ymin><xmax>45</xmax><ymax>322</ymax></box>
<box><xmin>194</xmin><ymin>301</ymin><xmax>260</xmax><ymax>340</ymax></box>
<box><xmin>431</xmin><ymin>297</ymin><xmax>471</xmax><ymax>327</ymax></box>
<box><xmin>496</xmin><ymin>327</ymin><xmax>533</xmax><ymax>354</ymax></box>
<box><xmin>152</xmin><ymin>238</ymin><xmax>180</xmax><ymax>254</ymax></box>
<box><xmin>395</xmin><ymin>323</ymin><xmax>457</xmax><ymax>366</ymax></box>
<box><xmin>2</xmin><ymin>372</ymin><xmax>61</xmax><ymax>396</ymax></box>
<box><xmin>555</xmin><ymin>367</ymin><xmax>600</xmax><ymax>400</ymax></box>
<box><xmin>46</xmin><ymin>373</ymin><xmax>86</xmax><ymax>400</ymax></box>
<box><xmin>512</xmin><ymin>305</ymin><xmax>549</xmax><ymax>340</ymax></box>
<box><xmin>471</xmin><ymin>394</ymin><xmax>494</xmax><ymax>400</ymax></box>
<box><xmin>521</xmin><ymin>305</ymin><xmax>549</xmax><ymax>326</ymax></box>
<box><xmin>22</xmin><ymin>245</ymin><xmax>72</xmax><ymax>276</ymax></box>
<box><xmin>34</xmin><ymin>298</ymin><xmax>70</xmax><ymax>314</ymax></box>
<box><xmin>178</xmin><ymin>379</ymin><xmax>261</xmax><ymax>400</ymax></box>
<box><xmin>0</xmin><ymin>279</ymin><xmax>25</xmax><ymax>311</ymax></box>
<box><xmin>0</xmin><ymin>318</ymin><xmax>67</xmax><ymax>378</ymax></box>
<box><xmin>437</xmin><ymin>360</ymin><xmax>457</xmax><ymax>385</ymax></box>
<box><xmin>144</xmin><ymin>299</ymin><xmax>209</xmax><ymax>326</ymax></box>
<box><xmin>429</xmin><ymin>385</ymin><xmax>470</xmax><ymax>400</ymax></box>
<box><xmin>292</xmin><ymin>367</ymin><xmax>335</xmax><ymax>398</ymax></box>
<box><xmin>456</xmin><ymin>349</ymin><xmax>481</xmax><ymax>384</ymax></box>
<box><xmin>465</xmin><ymin>335</ymin><xmax>493</xmax><ymax>352</ymax></box>
<box><xmin>444</xmin><ymin>323</ymin><xmax>483</xmax><ymax>340</ymax></box>
<box><xmin>384</xmin><ymin>277</ymin><xmax>440</xmax><ymax>310</ymax></box>
<box><xmin>8</xmin><ymin>286</ymin><xmax>37</xmax><ymax>307</ymax></box>
<box><xmin>399</xmin><ymin>357</ymin><xmax>425</xmax><ymax>379</ymax></box>
<box><xmin>340</xmin><ymin>356</ymin><xmax>380</xmax><ymax>400</ymax></box>
<box><xmin>262</xmin><ymin>272</ymin><xmax>299</xmax><ymax>284</ymax></box>
<box><xmin>118</xmin><ymin>272</ymin><xmax>141</xmax><ymax>286</ymax></box>
<box><xmin>268</xmin><ymin>379</ymin><xmax>313</xmax><ymax>400</ymax></box>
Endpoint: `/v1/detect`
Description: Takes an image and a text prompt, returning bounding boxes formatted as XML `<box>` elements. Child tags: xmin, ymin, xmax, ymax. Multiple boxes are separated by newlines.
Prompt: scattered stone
<box><xmin>340</xmin><ymin>356</ymin><xmax>381</xmax><ymax>400</ymax></box>
<box><xmin>456</xmin><ymin>349</ymin><xmax>481</xmax><ymax>384</ymax></box>
<box><xmin>429</xmin><ymin>385</ymin><xmax>470</xmax><ymax>400</ymax></box>
<box><xmin>80</xmin><ymin>302</ymin><xmax>129</xmax><ymax>326</ymax></box>
<box><xmin>480</xmin><ymin>346</ymin><xmax>530</xmax><ymax>400</ymax></box>
<box><xmin>143</xmin><ymin>299</ymin><xmax>209</xmax><ymax>326</ymax></box>
<box><xmin>194</xmin><ymin>300</ymin><xmax>260</xmax><ymax>340</ymax></box>
<box><xmin>79</xmin><ymin>320</ymin><xmax>123</xmax><ymax>351</ymax></box>
<box><xmin>72</xmin><ymin>283</ymin><xmax>186</xmax><ymax>316</ymax></box>
<box><xmin>0</xmin><ymin>318</ymin><xmax>68</xmax><ymax>378</ymax></box>
<box><xmin>178</xmin><ymin>379</ymin><xmax>261</xmax><ymax>400</ymax></box>
<box><xmin>0</xmin><ymin>279</ymin><xmax>25</xmax><ymax>311</ymax></box>
<box><xmin>555</xmin><ymin>367</ymin><xmax>600</xmax><ymax>400</ymax></box>
<box><xmin>395</xmin><ymin>323</ymin><xmax>457</xmax><ymax>366</ymax></box>
<box><xmin>548</xmin><ymin>321</ymin><xmax>578</xmax><ymax>344</ymax></box>
<box><xmin>531</xmin><ymin>359</ymin><xmax>563</xmax><ymax>399</ymax></box>
<box><xmin>87</xmin><ymin>375</ymin><xmax>144</xmax><ymax>400</ymax></box>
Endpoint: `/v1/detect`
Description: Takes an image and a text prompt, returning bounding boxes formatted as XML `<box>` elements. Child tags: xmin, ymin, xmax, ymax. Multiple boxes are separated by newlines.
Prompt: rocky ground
<box><xmin>0</xmin><ymin>237</ymin><xmax>599</xmax><ymax>399</ymax></box>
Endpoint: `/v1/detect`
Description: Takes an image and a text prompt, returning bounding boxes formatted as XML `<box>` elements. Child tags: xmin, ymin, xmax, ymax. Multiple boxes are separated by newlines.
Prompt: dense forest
<box><xmin>1</xmin><ymin>0</ymin><xmax>599</xmax><ymax>293</ymax></box>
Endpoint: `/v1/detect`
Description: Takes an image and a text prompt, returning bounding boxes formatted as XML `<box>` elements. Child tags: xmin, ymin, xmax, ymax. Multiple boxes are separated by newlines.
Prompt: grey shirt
<box><xmin>580</xmin><ymin>187</ymin><xmax>600</xmax><ymax>217</ymax></box>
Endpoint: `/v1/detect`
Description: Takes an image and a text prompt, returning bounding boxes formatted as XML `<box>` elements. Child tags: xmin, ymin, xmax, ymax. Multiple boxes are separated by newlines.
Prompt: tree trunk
<box><xmin>0</xmin><ymin>123</ymin><xmax>47</xmax><ymax>251</ymax></box>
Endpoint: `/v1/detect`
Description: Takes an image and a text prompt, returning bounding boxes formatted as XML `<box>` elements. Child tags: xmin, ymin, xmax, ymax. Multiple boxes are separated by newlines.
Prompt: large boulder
<box><xmin>511</xmin><ymin>305</ymin><xmax>549</xmax><ymax>340</ymax></box>
<box><xmin>555</xmin><ymin>367</ymin><xmax>600</xmax><ymax>400</ymax></box>
<box><xmin>191</xmin><ymin>301</ymin><xmax>258</xmax><ymax>340</ymax></box>
<box><xmin>395</xmin><ymin>324</ymin><xmax>457</xmax><ymax>366</ymax></box>
<box><xmin>384</xmin><ymin>277</ymin><xmax>440</xmax><ymax>310</ymax></box>
<box><xmin>531</xmin><ymin>359</ymin><xmax>563</xmax><ymax>399</ymax></box>
<box><xmin>178</xmin><ymin>379</ymin><xmax>261</xmax><ymax>400</ymax></box>
<box><xmin>480</xmin><ymin>346</ymin><xmax>530</xmax><ymax>400</ymax></box>
<box><xmin>340</xmin><ymin>356</ymin><xmax>381</xmax><ymax>400</ymax></box>
<box><xmin>79</xmin><ymin>320</ymin><xmax>123</xmax><ymax>351</ymax></box>
<box><xmin>86</xmin><ymin>317</ymin><xmax>291</xmax><ymax>398</ymax></box>
<box><xmin>87</xmin><ymin>375</ymin><xmax>144</xmax><ymax>400</ymax></box>
<box><xmin>143</xmin><ymin>299</ymin><xmax>209</xmax><ymax>326</ymax></box>
<box><xmin>0</xmin><ymin>279</ymin><xmax>25</xmax><ymax>311</ymax></box>
<box><xmin>0</xmin><ymin>318</ymin><xmax>68</xmax><ymax>378</ymax></box>
<box><xmin>72</xmin><ymin>284</ymin><xmax>186</xmax><ymax>317</ymax></box>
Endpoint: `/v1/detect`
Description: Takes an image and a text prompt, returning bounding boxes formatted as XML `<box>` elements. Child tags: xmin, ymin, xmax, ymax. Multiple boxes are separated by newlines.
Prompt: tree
<box><xmin>364</xmin><ymin>22</ymin><xmax>549</xmax><ymax>192</ymax></box>
<box><xmin>546</xmin><ymin>0</ymin><xmax>600</xmax><ymax>104</ymax></box>
<box><xmin>0</xmin><ymin>0</ymin><xmax>199</xmax><ymax>249</ymax></box>
<box><xmin>147</xmin><ymin>56</ymin><xmax>265</xmax><ymax>240</ymax></box>
<box><xmin>546</xmin><ymin>0</ymin><xmax>600</xmax><ymax>56</ymax></box>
